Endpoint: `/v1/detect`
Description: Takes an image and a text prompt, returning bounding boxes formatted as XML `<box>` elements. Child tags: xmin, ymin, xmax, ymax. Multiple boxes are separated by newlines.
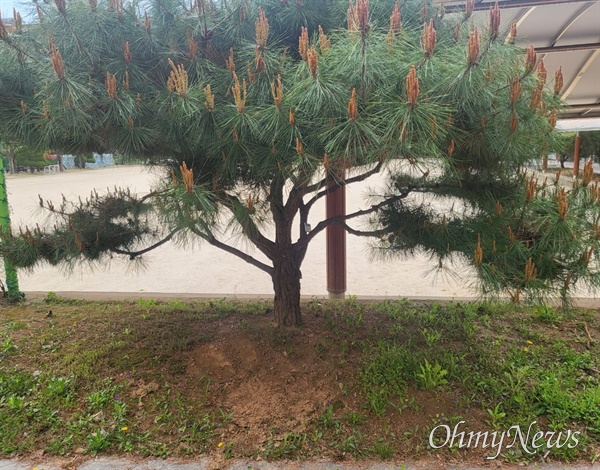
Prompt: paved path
<box><xmin>0</xmin><ymin>457</ymin><xmax>599</xmax><ymax>470</ymax></box>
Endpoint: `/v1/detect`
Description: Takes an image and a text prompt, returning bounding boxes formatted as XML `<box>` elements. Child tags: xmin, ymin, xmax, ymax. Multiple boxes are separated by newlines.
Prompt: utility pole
<box><xmin>0</xmin><ymin>155</ymin><xmax>23</xmax><ymax>300</ymax></box>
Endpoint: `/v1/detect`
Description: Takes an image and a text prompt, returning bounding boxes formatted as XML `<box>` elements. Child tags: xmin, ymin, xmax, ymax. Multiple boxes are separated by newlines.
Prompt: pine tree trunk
<box><xmin>272</xmin><ymin>258</ymin><xmax>302</xmax><ymax>327</ymax></box>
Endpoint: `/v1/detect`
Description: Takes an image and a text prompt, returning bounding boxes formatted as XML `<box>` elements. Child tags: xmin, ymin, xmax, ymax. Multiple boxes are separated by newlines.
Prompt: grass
<box><xmin>0</xmin><ymin>295</ymin><xmax>598</xmax><ymax>464</ymax></box>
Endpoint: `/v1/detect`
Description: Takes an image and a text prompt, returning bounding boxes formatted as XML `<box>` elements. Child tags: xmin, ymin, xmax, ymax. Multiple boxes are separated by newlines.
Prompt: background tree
<box><xmin>581</xmin><ymin>131</ymin><xmax>600</xmax><ymax>162</ymax></box>
<box><xmin>74</xmin><ymin>153</ymin><xmax>96</xmax><ymax>169</ymax></box>
<box><xmin>1</xmin><ymin>140</ymin><xmax>50</xmax><ymax>173</ymax></box>
<box><xmin>0</xmin><ymin>142</ymin><xmax>18</xmax><ymax>174</ymax></box>
<box><xmin>572</xmin><ymin>131</ymin><xmax>600</xmax><ymax>163</ymax></box>
<box><xmin>555</xmin><ymin>131</ymin><xmax>600</xmax><ymax>164</ymax></box>
<box><xmin>0</xmin><ymin>0</ymin><xmax>598</xmax><ymax>325</ymax></box>
<box><xmin>14</xmin><ymin>145</ymin><xmax>49</xmax><ymax>171</ymax></box>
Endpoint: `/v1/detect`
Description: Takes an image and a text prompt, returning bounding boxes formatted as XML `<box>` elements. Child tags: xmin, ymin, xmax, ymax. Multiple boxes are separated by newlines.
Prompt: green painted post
<box><xmin>0</xmin><ymin>155</ymin><xmax>22</xmax><ymax>299</ymax></box>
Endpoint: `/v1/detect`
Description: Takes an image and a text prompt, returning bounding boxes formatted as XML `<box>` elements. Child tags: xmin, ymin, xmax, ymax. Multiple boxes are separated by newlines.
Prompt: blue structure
<box><xmin>62</xmin><ymin>153</ymin><xmax>116</xmax><ymax>169</ymax></box>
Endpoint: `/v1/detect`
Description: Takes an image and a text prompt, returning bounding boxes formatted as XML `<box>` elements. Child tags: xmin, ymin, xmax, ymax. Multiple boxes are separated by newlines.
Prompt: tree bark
<box><xmin>268</xmin><ymin>175</ymin><xmax>304</xmax><ymax>327</ymax></box>
<box><xmin>7</xmin><ymin>148</ymin><xmax>16</xmax><ymax>174</ymax></box>
<box><xmin>272</xmin><ymin>256</ymin><xmax>302</xmax><ymax>327</ymax></box>
<box><xmin>57</xmin><ymin>153</ymin><xmax>64</xmax><ymax>172</ymax></box>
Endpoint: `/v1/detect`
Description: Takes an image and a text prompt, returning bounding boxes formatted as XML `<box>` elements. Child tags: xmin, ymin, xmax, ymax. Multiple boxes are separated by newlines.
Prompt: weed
<box><xmin>486</xmin><ymin>404</ymin><xmax>507</xmax><ymax>429</ymax></box>
<box><xmin>223</xmin><ymin>441</ymin><xmax>234</xmax><ymax>459</ymax></box>
<box><xmin>342</xmin><ymin>310</ymin><xmax>363</xmax><ymax>329</ymax></box>
<box><xmin>338</xmin><ymin>429</ymin><xmax>366</xmax><ymax>458</ymax></box>
<box><xmin>534</xmin><ymin>305</ymin><xmax>562</xmax><ymax>325</ymax></box>
<box><xmin>5</xmin><ymin>395</ymin><xmax>25</xmax><ymax>411</ymax></box>
<box><xmin>366</xmin><ymin>388</ymin><xmax>390</xmax><ymax>418</ymax></box>
<box><xmin>153</xmin><ymin>442</ymin><xmax>171</xmax><ymax>458</ymax></box>
<box><xmin>218</xmin><ymin>408</ymin><xmax>234</xmax><ymax>426</ymax></box>
<box><xmin>86</xmin><ymin>384</ymin><xmax>121</xmax><ymax>410</ymax></box>
<box><xmin>360</xmin><ymin>341</ymin><xmax>413</xmax><ymax>416</ymax></box>
<box><xmin>0</xmin><ymin>336</ymin><xmax>17</xmax><ymax>355</ymax></box>
<box><xmin>345</xmin><ymin>411</ymin><xmax>366</xmax><ymax>426</ymax></box>
<box><xmin>372</xmin><ymin>437</ymin><xmax>395</xmax><ymax>459</ymax></box>
<box><xmin>87</xmin><ymin>430</ymin><xmax>111</xmax><ymax>454</ymax></box>
<box><xmin>4</xmin><ymin>321</ymin><xmax>26</xmax><ymax>331</ymax></box>
<box><xmin>45</xmin><ymin>376</ymin><xmax>73</xmax><ymax>399</ymax></box>
<box><xmin>319</xmin><ymin>405</ymin><xmax>336</xmax><ymax>428</ymax></box>
<box><xmin>415</xmin><ymin>360</ymin><xmax>448</xmax><ymax>390</ymax></box>
<box><xmin>314</xmin><ymin>342</ymin><xmax>326</xmax><ymax>356</ymax></box>
<box><xmin>262</xmin><ymin>432</ymin><xmax>306</xmax><ymax>459</ymax></box>
<box><xmin>112</xmin><ymin>401</ymin><xmax>127</xmax><ymax>421</ymax></box>
<box><xmin>420</xmin><ymin>328</ymin><xmax>442</xmax><ymax>347</ymax></box>
<box><xmin>167</xmin><ymin>300</ymin><xmax>187</xmax><ymax>309</ymax></box>
<box><xmin>137</xmin><ymin>298</ymin><xmax>157</xmax><ymax>307</ymax></box>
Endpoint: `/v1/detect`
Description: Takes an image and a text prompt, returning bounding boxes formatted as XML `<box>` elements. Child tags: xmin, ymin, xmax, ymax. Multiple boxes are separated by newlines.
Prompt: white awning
<box><xmin>439</xmin><ymin>0</ymin><xmax>600</xmax><ymax>120</ymax></box>
<box><xmin>556</xmin><ymin>118</ymin><xmax>600</xmax><ymax>132</ymax></box>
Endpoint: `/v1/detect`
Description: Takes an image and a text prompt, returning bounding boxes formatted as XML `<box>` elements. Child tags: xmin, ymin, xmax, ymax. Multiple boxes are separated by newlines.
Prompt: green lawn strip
<box><xmin>0</xmin><ymin>295</ymin><xmax>597</xmax><ymax>462</ymax></box>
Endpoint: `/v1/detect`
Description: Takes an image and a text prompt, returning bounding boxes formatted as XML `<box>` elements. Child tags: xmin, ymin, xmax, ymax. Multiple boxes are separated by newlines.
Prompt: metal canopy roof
<box><xmin>442</xmin><ymin>0</ymin><xmax>600</xmax><ymax>119</ymax></box>
<box><xmin>556</xmin><ymin>117</ymin><xmax>600</xmax><ymax>131</ymax></box>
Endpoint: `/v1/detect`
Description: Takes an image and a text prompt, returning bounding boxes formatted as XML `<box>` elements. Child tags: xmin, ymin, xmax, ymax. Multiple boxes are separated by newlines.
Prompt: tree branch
<box><xmin>304</xmin><ymin>161</ymin><xmax>383</xmax><ymax>196</ymax></box>
<box><xmin>138</xmin><ymin>189</ymin><xmax>167</xmax><ymax>204</ymax></box>
<box><xmin>0</xmin><ymin>37</ymin><xmax>40</xmax><ymax>63</ymax></box>
<box><xmin>297</xmin><ymin>189</ymin><xmax>412</xmax><ymax>249</ymax></box>
<box><xmin>220</xmin><ymin>193</ymin><xmax>276</xmax><ymax>260</ymax></box>
<box><xmin>303</xmin><ymin>161</ymin><xmax>384</xmax><ymax>214</ymax></box>
<box><xmin>297</xmin><ymin>161</ymin><xmax>386</xmax><ymax>243</ymax></box>
<box><xmin>343</xmin><ymin>224</ymin><xmax>388</xmax><ymax>238</ymax></box>
<box><xmin>299</xmin><ymin>199</ymin><xmax>309</xmax><ymax>240</ymax></box>
<box><xmin>189</xmin><ymin>226</ymin><xmax>274</xmax><ymax>276</ymax></box>
<box><xmin>111</xmin><ymin>229</ymin><xmax>178</xmax><ymax>259</ymax></box>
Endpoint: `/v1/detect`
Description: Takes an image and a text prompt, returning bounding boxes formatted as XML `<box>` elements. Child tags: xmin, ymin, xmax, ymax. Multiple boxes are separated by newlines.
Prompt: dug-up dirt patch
<box><xmin>187</xmin><ymin>328</ymin><xmax>341</xmax><ymax>450</ymax></box>
<box><xmin>182</xmin><ymin>310</ymin><xmax>491</xmax><ymax>460</ymax></box>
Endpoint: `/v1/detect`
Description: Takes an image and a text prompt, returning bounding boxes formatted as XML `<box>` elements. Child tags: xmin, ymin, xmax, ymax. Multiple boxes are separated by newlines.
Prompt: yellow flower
<box><xmin>526</xmin><ymin>340</ymin><xmax>533</xmax><ymax>345</ymax></box>
<box><xmin>218</xmin><ymin>442</ymin><xmax>224</xmax><ymax>448</ymax></box>
<box><xmin>523</xmin><ymin>347</ymin><xmax>529</xmax><ymax>353</ymax></box>
<box><xmin>121</xmin><ymin>426</ymin><xmax>128</xmax><ymax>431</ymax></box>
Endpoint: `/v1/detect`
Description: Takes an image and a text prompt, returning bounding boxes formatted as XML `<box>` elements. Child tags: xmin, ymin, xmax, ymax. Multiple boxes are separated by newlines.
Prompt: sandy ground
<box><xmin>0</xmin><ymin>165</ymin><xmax>584</xmax><ymax>300</ymax></box>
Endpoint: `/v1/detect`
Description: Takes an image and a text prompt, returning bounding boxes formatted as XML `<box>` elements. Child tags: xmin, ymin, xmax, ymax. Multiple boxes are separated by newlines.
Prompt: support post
<box><xmin>0</xmin><ymin>156</ymin><xmax>22</xmax><ymax>300</ymax></box>
<box><xmin>326</xmin><ymin>169</ymin><xmax>346</xmax><ymax>300</ymax></box>
<box><xmin>573</xmin><ymin>132</ymin><xmax>581</xmax><ymax>178</ymax></box>
<box><xmin>542</xmin><ymin>155</ymin><xmax>548</xmax><ymax>172</ymax></box>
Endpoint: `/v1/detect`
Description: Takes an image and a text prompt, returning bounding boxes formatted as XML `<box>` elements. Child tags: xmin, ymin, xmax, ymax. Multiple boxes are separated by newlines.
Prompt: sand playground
<box><xmin>1</xmin><ymin>165</ymin><xmax>561</xmax><ymax>300</ymax></box>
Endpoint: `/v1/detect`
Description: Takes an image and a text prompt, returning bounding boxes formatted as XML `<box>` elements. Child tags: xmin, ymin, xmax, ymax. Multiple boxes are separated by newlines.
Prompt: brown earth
<box><xmin>174</xmin><ymin>307</ymin><xmax>491</xmax><ymax>460</ymax></box>
<box><xmin>0</xmin><ymin>297</ymin><xmax>597</xmax><ymax>465</ymax></box>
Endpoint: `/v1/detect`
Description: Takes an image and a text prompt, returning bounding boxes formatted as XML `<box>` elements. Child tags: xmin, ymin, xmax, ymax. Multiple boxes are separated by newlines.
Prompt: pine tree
<box><xmin>0</xmin><ymin>0</ymin><xmax>598</xmax><ymax>326</ymax></box>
